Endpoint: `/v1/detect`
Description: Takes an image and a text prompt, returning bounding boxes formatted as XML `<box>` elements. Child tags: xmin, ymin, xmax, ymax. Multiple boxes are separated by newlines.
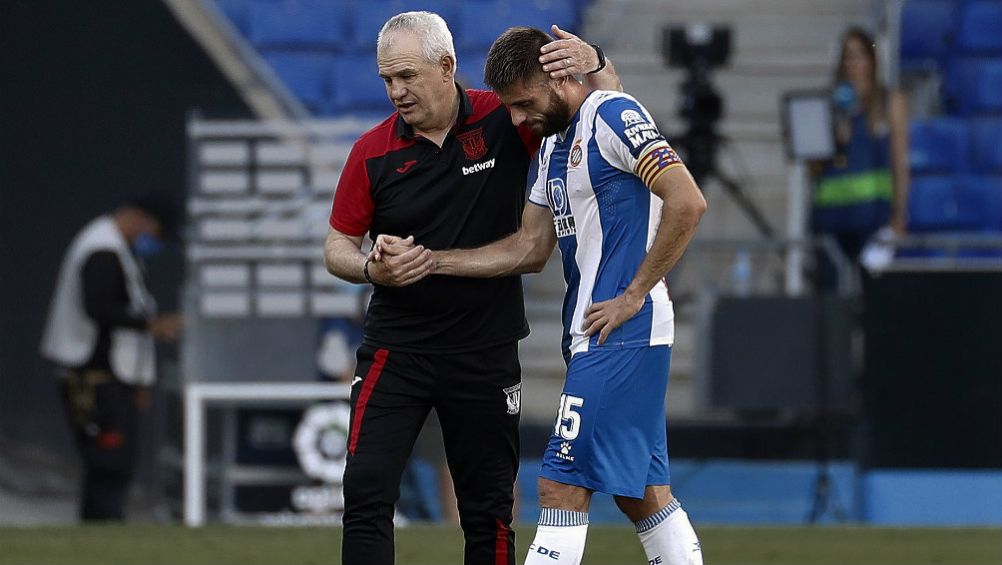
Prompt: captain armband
<box><xmin>634</xmin><ymin>141</ymin><xmax>684</xmax><ymax>190</ymax></box>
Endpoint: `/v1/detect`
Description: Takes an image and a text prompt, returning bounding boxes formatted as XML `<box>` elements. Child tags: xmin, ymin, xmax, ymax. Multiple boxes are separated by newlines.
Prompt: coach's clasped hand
<box><xmin>366</xmin><ymin>234</ymin><xmax>434</xmax><ymax>287</ymax></box>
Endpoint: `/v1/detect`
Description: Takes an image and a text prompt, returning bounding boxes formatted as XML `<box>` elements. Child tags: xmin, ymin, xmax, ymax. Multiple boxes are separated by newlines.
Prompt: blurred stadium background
<box><xmin>1</xmin><ymin>0</ymin><xmax>1000</xmax><ymax>562</ymax></box>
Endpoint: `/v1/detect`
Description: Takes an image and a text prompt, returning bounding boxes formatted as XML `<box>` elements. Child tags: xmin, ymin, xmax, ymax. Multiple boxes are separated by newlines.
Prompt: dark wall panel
<box><xmin>0</xmin><ymin>0</ymin><xmax>250</xmax><ymax>452</ymax></box>
<box><xmin>863</xmin><ymin>271</ymin><xmax>1002</xmax><ymax>468</ymax></box>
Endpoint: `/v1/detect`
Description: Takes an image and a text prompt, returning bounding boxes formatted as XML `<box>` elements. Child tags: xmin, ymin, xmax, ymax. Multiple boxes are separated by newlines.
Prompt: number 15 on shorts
<box><xmin>554</xmin><ymin>394</ymin><xmax>584</xmax><ymax>440</ymax></box>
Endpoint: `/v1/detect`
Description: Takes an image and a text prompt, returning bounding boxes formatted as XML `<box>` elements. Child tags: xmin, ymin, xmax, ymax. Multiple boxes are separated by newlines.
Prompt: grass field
<box><xmin>0</xmin><ymin>525</ymin><xmax>999</xmax><ymax>565</ymax></box>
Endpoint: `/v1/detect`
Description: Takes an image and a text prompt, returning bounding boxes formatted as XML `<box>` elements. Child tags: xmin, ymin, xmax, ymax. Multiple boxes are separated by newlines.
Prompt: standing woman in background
<box><xmin>811</xmin><ymin>27</ymin><xmax>910</xmax><ymax>290</ymax></box>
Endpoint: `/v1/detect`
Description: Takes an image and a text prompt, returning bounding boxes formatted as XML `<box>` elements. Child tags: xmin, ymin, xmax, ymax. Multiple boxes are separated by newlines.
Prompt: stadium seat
<box><xmin>908</xmin><ymin>175</ymin><xmax>984</xmax><ymax>231</ymax></box>
<box><xmin>330</xmin><ymin>54</ymin><xmax>392</xmax><ymax>113</ymax></box>
<box><xmin>899</xmin><ymin>0</ymin><xmax>956</xmax><ymax>72</ymax></box>
<box><xmin>965</xmin><ymin>60</ymin><xmax>1002</xmax><ymax>115</ymax></box>
<box><xmin>350</xmin><ymin>1</ymin><xmax>411</xmax><ymax>52</ymax></box>
<box><xmin>457</xmin><ymin>50</ymin><xmax>490</xmax><ymax>90</ymax></box>
<box><xmin>247</xmin><ymin>0</ymin><xmax>348</xmax><ymax>48</ymax></box>
<box><xmin>964</xmin><ymin>174</ymin><xmax>1002</xmax><ymax>231</ymax></box>
<box><xmin>349</xmin><ymin>0</ymin><xmax>459</xmax><ymax>52</ymax></box>
<box><xmin>261</xmin><ymin>50</ymin><xmax>336</xmax><ymax>114</ymax></box>
<box><xmin>909</xmin><ymin>118</ymin><xmax>969</xmax><ymax>174</ymax></box>
<box><xmin>970</xmin><ymin>119</ymin><xmax>1002</xmax><ymax>173</ymax></box>
<box><xmin>955</xmin><ymin>0</ymin><xmax>1002</xmax><ymax>55</ymax></box>
<box><xmin>943</xmin><ymin>58</ymin><xmax>1002</xmax><ymax>115</ymax></box>
<box><xmin>458</xmin><ymin>0</ymin><xmax>578</xmax><ymax>50</ymax></box>
<box><xmin>214</xmin><ymin>0</ymin><xmax>249</xmax><ymax>34</ymax></box>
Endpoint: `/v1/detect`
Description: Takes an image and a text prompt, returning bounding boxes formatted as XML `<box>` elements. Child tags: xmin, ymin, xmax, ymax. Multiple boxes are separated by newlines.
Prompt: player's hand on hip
<box><xmin>539</xmin><ymin>25</ymin><xmax>598</xmax><ymax>78</ymax></box>
<box><xmin>370</xmin><ymin>234</ymin><xmax>416</xmax><ymax>261</ymax></box>
<box><xmin>582</xmin><ymin>292</ymin><xmax>645</xmax><ymax>345</ymax></box>
<box><xmin>368</xmin><ymin>242</ymin><xmax>434</xmax><ymax>287</ymax></box>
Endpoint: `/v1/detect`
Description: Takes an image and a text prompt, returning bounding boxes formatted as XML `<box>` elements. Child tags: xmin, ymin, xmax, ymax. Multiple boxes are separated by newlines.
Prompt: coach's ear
<box><xmin>440</xmin><ymin>54</ymin><xmax>456</xmax><ymax>82</ymax></box>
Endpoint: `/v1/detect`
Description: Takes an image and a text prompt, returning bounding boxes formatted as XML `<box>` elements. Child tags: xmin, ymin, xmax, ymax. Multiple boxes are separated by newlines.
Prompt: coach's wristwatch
<box><xmin>588</xmin><ymin>44</ymin><xmax>607</xmax><ymax>74</ymax></box>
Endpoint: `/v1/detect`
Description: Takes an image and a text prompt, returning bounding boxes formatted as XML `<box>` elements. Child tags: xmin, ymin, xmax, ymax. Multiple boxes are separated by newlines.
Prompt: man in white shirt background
<box><xmin>40</xmin><ymin>195</ymin><xmax>183</xmax><ymax>521</ymax></box>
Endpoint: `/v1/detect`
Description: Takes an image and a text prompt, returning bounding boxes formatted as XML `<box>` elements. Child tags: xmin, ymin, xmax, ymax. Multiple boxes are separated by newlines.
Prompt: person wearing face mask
<box><xmin>810</xmin><ymin>27</ymin><xmax>910</xmax><ymax>291</ymax></box>
<box><xmin>40</xmin><ymin>194</ymin><xmax>183</xmax><ymax>521</ymax></box>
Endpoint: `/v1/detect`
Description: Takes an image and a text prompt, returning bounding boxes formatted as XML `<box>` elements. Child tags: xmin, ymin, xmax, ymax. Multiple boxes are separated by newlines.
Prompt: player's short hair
<box><xmin>377</xmin><ymin>11</ymin><xmax>456</xmax><ymax>66</ymax></box>
<box><xmin>484</xmin><ymin>27</ymin><xmax>553</xmax><ymax>92</ymax></box>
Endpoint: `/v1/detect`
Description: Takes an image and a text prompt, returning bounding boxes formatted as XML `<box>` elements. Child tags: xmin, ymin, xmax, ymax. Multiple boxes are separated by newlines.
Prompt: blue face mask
<box><xmin>133</xmin><ymin>233</ymin><xmax>163</xmax><ymax>258</ymax></box>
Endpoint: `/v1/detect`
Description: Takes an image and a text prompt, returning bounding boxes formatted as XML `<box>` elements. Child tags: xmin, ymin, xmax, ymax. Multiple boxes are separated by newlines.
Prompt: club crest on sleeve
<box><xmin>457</xmin><ymin>127</ymin><xmax>488</xmax><ymax>161</ymax></box>
<box><xmin>620</xmin><ymin>109</ymin><xmax>646</xmax><ymax>127</ymax></box>
<box><xmin>503</xmin><ymin>383</ymin><xmax>522</xmax><ymax>415</ymax></box>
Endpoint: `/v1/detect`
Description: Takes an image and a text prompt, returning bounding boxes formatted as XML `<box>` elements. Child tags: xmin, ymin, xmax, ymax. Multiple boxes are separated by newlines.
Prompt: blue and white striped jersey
<box><xmin>528</xmin><ymin>90</ymin><xmax>685</xmax><ymax>360</ymax></box>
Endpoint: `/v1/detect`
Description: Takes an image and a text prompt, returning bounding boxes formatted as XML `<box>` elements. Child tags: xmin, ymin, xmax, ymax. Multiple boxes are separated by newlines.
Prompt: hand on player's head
<box><xmin>539</xmin><ymin>25</ymin><xmax>597</xmax><ymax>79</ymax></box>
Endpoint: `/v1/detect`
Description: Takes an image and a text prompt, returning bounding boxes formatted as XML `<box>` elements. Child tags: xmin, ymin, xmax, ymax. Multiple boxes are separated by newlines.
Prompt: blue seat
<box><xmin>458</xmin><ymin>0</ymin><xmax>578</xmax><ymax>51</ymax></box>
<box><xmin>248</xmin><ymin>0</ymin><xmax>348</xmax><ymax>48</ymax></box>
<box><xmin>908</xmin><ymin>175</ymin><xmax>984</xmax><ymax>231</ymax></box>
<box><xmin>909</xmin><ymin>118</ymin><xmax>969</xmax><ymax>174</ymax></box>
<box><xmin>457</xmin><ymin>50</ymin><xmax>489</xmax><ymax>90</ymax></box>
<box><xmin>215</xmin><ymin>0</ymin><xmax>249</xmax><ymax>34</ymax></box>
<box><xmin>330</xmin><ymin>54</ymin><xmax>392</xmax><ymax>113</ymax></box>
<box><xmin>261</xmin><ymin>50</ymin><xmax>336</xmax><ymax>114</ymax></box>
<box><xmin>350</xmin><ymin>0</ymin><xmax>459</xmax><ymax>52</ymax></box>
<box><xmin>943</xmin><ymin>58</ymin><xmax>1002</xmax><ymax>115</ymax></box>
<box><xmin>966</xmin><ymin>60</ymin><xmax>1002</xmax><ymax>115</ymax></box>
<box><xmin>971</xmin><ymin>119</ymin><xmax>1002</xmax><ymax>173</ymax></box>
<box><xmin>955</xmin><ymin>0</ymin><xmax>1002</xmax><ymax>55</ymax></box>
<box><xmin>963</xmin><ymin>175</ymin><xmax>1002</xmax><ymax>230</ymax></box>
<box><xmin>899</xmin><ymin>0</ymin><xmax>956</xmax><ymax>72</ymax></box>
<box><xmin>350</xmin><ymin>1</ymin><xmax>411</xmax><ymax>52</ymax></box>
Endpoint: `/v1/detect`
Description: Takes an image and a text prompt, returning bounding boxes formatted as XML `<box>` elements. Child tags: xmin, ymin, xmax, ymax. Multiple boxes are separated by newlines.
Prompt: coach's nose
<box><xmin>386</xmin><ymin>79</ymin><xmax>407</xmax><ymax>103</ymax></box>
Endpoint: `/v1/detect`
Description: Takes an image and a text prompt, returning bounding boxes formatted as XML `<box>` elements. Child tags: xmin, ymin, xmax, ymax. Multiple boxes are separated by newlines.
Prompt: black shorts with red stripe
<box><xmin>342</xmin><ymin>341</ymin><xmax>522</xmax><ymax>565</ymax></box>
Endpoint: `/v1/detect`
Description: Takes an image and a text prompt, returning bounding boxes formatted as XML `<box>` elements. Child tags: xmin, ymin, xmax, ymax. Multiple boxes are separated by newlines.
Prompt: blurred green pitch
<box><xmin>1</xmin><ymin>525</ymin><xmax>999</xmax><ymax>564</ymax></box>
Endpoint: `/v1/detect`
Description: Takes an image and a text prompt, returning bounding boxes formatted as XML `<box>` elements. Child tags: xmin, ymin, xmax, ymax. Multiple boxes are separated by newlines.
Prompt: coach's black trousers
<box><xmin>341</xmin><ymin>342</ymin><xmax>521</xmax><ymax>565</ymax></box>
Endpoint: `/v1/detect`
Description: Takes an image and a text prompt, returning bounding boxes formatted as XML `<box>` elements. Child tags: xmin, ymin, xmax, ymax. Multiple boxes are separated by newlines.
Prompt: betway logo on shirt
<box><xmin>462</xmin><ymin>158</ymin><xmax>495</xmax><ymax>176</ymax></box>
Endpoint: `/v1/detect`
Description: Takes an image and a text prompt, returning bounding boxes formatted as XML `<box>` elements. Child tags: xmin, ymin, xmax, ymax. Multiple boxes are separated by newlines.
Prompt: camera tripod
<box><xmin>678</xmin><ymin>130</ymin><xmax>774</xmax><ymax>239</ymax></box>
<box><xmin>680</xmin><ymin>127</ymin><xmax>851</xmax><ymax>523</ymax></box>
<box><xmin>806</xmin><ymin>295</ymin><xmax>849</xmax><ymax>523</ymax></box>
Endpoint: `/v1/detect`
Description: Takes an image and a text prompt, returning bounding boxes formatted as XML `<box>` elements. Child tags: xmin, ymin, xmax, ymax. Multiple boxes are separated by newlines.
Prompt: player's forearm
<box><xmin>434</xmin><ymin>232</ymin><xmax>549</xmax><ymax>278</ymax></box>
<box><xmin>324</xmin><ymin>233</ymin><xmax>367</xmax><ymax>284</ymax></box>
<box><xmin>624</xmin><ymin>193</ymin><xmax>706</xmax><ymax>301</ymax></box>
<box><xmin>584</xmin><ymin>58</ymin><xmax>622</xmax><ymax>92</ymax></box>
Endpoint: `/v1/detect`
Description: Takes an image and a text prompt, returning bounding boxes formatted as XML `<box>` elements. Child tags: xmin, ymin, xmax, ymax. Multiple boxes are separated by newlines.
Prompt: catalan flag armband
<box><xmin>635</xmin><ymin>141</ymin><xmax>684</xmax><ymax>189</ymax></box>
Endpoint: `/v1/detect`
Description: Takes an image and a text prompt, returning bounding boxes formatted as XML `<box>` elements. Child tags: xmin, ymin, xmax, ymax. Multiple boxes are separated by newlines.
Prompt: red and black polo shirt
<box><xmin>330</xmin><ymin>86</ymin><xmax>540</xmax><ymax>353</ymax></box>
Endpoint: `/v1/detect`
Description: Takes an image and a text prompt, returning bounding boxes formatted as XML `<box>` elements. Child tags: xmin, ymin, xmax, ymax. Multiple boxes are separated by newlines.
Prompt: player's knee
<box><xmin>537</xmin><ymin>477</ymin><xmax>591</xmax><ymax>512</ymax></box>
<box><xmin>613</xmin><ymin>495</ymin><xmax>646</xmax><ymax>522</ymax></box>
<box><xmin>615</xmin><ymin>485</ymin><xmax>673</xmax><ymax>522</ymax></box>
